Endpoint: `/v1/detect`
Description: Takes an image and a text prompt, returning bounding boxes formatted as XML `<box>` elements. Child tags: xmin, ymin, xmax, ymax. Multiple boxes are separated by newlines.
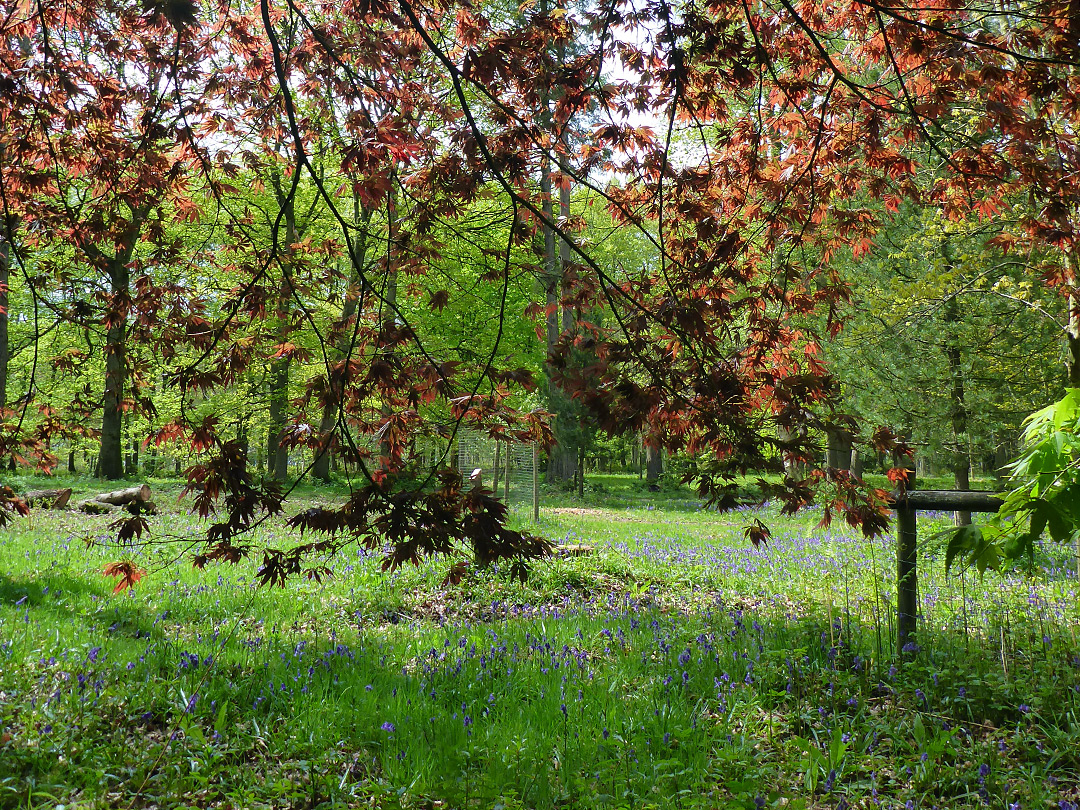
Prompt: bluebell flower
<box><xmin>381</xmin><ymin>722</ymin><xmax>396</xmax><ymax>733</ymax></box>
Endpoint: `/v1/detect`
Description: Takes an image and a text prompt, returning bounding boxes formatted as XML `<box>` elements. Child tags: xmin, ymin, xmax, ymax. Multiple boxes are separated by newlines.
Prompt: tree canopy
<box><xmin>2</xmin><ymin>0</ymin><xmax>1079</xmax><ymax>580</ymax></box>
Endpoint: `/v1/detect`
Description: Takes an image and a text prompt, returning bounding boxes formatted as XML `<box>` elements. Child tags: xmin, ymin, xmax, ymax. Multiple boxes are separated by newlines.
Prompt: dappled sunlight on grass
<box><xmin>1</xmin><ymin>488</ymin><xmax>1078</xmax><ymax>808</ymax></box>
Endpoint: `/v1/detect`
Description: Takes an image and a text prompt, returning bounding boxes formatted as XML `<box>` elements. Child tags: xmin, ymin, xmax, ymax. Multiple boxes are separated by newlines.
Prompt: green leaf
<box><xmin>973</xmin><ymin>538</ymin><xmax>1001</xmax><ymax>575</ymax></box>
<box><xmin>1029</xmin><ymin>500</ymin><xmax>1050</xmax><ymax>540</ymax></box>
<box><xmin>1053</xmin><ymin>388</ymin><xmax>1080</xmax><ymax>431</ymax></box>
<box><xmin>1054</xmin><ymin>483</ymin><xmax>1080</xmax><ymax>523</ymax></box>
<box><xmin>1002</xmin><ymin>530</ymin><xmax>1034</xmax><ymax>562</ymax></box>
<box><xmin>1045</xmin><ymin>500</ymin><xmax>1074</xmax><ymax>543</ymax></box>
<box><xmin>214</xmin><ymin>701</ymin><xmax>228</xmax><ymax>735</ymax></box>
<box><xmin>944</xmin><ymin>524</ymin><xmax>982</xmax><ymax>574</ymax></box>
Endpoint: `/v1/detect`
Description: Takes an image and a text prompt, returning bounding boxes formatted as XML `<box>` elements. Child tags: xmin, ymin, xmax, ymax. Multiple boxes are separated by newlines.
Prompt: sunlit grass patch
<box><xmin>0</xmin><ymin>488</ymin><xmax>1078</xmax><ymax>808</ymax></box>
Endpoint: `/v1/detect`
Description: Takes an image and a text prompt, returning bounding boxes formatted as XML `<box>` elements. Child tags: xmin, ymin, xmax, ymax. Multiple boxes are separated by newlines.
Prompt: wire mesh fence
<box><xmin>456</xmin><ymin>429</ymin><xmax>537</xmax><ymax>506</ymax></box>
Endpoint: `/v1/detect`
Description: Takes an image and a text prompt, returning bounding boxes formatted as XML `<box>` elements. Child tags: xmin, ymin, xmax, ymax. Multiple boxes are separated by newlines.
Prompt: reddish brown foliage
<box><xmin>2</xmin><ymin>0</ymin><xmax>1078</xmax><ymax>583</ymax></box>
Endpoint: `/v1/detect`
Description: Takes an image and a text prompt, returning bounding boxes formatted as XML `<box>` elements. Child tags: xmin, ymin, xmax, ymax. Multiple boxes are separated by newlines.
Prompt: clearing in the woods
<box><xmin>1</xmin><ymin>474</ymin><xmax>1077</xmax><ymax>808</ymax></box>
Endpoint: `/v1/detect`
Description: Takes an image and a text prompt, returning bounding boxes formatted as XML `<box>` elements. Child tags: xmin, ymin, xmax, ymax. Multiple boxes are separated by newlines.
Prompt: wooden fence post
<box><xmin>896</xmin><ymin>478</ymin><xmax>919</xmax><ymax>658</ymax></box>
<box><xmin>890</xmin><ymin>485</ymin><xmax>1004</xmax><ymax>660</ymax></box>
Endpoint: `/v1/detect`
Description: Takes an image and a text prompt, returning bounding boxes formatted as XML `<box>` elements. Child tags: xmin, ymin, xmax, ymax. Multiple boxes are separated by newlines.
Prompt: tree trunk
<box><xmin>1068</xmin><ymin>254</ymin><xmax>1080</xmax><ymax>388</ymax></box>
<box><xmin>314</xmin><ymin>198</ymin><xmax>371</xmax><ymax>482</ymax></box>
<box><xmin>379</xmin><ymin>179</ymin><xmax>399</xmax><ymax>470</ymax></box>
<box><xmin>778</xmin><ymin>425</ymin><xmax>807</xmax><ymax>478</ymax></box>
<box><xmin>645</xmin><ymin>444</ymin><xmax>663</xmax><ymax>489</ymax></box>
<box><xmin>95</xmin><ymin>208</ymin><xmax>145</xmax><ymax>481</ymax></box>
<box><xmin>128</xmin><ymin>437</ymin><xmax>140</xmax><ymax>477</ymax></box>
<box><xmin>537</xmin><ymin>37</ymin><xmax>578</xmax><ymax>485</ymax></box>
<box><xmin>541</xmin><ymin>154</ymin><xmax>576</xmax><ymax>482</ymax></box>
<box><xmin>126</xmin><ymin>409</ymin><xmax>140</xmax><ymax>478</ymax></box>
<box><xmin>826</xmin><ymin>428</ymin><xmax>852</xmax><ymax>471</ymax></box>
<box><xmin>0</xmin><ymin>143</ymin><xmax>12</xmax><ymax>416</ymax></box>
<box><xmin>0</xmin><ymin>224</ymin><xmax>9</xmax><ymax>413</ymax></box>
<box><xmin>266</xmin><ymin>171</ymin><xmax>298</xmax><ymax>483</ymax></box>
<box><xmin>850</xmin><ymin>447</ymin><xmax>863</xmax><ymax>479</ymax></box>
<box><xmin>236</xmin><ymin>417</ymin><xmax>249</xmax><ymax>465</ymax></box>
<box><xmin>944</xmin><ymin>278</ymin><xmax>971</xmax><ymax>525</ymax></box>
<box><xmin>577</xmin><ymin>446</ymin><xmax>585</xmax><ymax>497</ymax></box>
<box><xmin>504</xmin><ymin>440</ymin><xmax>511</xmax><ymax>501</ymax></box>
<box><xmin>1068</xmin><ymin>253</ymin><xmax>1080</xmax><ymax>578</ymax></box>
<box><xmin>267</xmin><ymin>355</ymin><xmax>289</xmax><ymax>482</ymax></box>
<box><xmin>98</xmin><ymin>260</ymin><xmax>129</xmax><ymax>480</ymax></box>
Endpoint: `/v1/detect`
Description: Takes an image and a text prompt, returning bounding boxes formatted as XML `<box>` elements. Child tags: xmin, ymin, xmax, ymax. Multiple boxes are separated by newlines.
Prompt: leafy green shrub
<box><xmin>946</xmin><ymin>388</ymin><xmax>1080</xmax><ymax>573</ymax></box>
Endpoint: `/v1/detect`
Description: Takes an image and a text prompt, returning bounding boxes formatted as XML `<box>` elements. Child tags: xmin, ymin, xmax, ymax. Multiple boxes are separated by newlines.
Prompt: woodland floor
<box><xmin>0</xmin><ymin>473</ymin><xmax>1078</xmax><ymax>809</ymax></box>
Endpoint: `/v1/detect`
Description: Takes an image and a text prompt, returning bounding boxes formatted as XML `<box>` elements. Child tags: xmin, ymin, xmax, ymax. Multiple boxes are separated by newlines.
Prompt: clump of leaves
<box><xmin>945</xmin><ymin>388</ymin><xmax>1080</xmax><ymax>573</ymax></box>
<box><xmin>283</xmin><ymin>468</ymin><xmax>551</xmax><ymax>586</ymax></box>
<box><xmin>102</xmin><ymin>560</ymin><xmax>147</xmax><ymax>593</ymax></box>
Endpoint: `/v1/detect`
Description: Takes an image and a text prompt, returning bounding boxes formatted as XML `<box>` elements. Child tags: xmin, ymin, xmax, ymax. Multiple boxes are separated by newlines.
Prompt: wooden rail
<box><xmin>889</xmin><ymin>487</ymin><xmax>1003</xmax><ymax>658</ymax></box>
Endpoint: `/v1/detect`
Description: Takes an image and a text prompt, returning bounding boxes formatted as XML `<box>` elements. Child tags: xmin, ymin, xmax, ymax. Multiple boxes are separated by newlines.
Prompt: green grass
<box><xmin>0</xmin><ymin>473</ymin><xmax>1077</xmax><ymax>808</ymax></box>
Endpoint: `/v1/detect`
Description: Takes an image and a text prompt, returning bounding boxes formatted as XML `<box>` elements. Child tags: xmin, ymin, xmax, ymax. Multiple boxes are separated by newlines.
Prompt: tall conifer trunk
<box><xmin>944</xmin><ymin>292</ymin><xmax>971</xmax><ymax>525</ymax></box>
<box><xmin>380</xmin><ymin>179</ymin><xmax>399</xmax><ymax>469</ymax></box>
<box><xmin>1068</xmin><ymin>253</ymin><xmax>1080</xmax><ymax>388</ymax></box>
<box><xmin>96</xmin><ymin>209</ymin><xmax>144</xmax><ymax>481</ymax></box>
<box><xmin>314</xmin><ymin>197</ymin><xmax>371</xmax><ymax>482</ymax></box>
<box><xmin>99</xmin><ymin>258</ymin><xmax>129</xmax><ymax>479</ymax></box>
<box><xmin>645</xmin><ymin>444</ymin><xmax>663</xmax><ymax>487</ymax></box>
<box><xmin>541</xmin><ymin>30</ymin><xmax>578</xmax><ymax>482</ymax></box>
<box><xmin>1068</xmin><ymin>252</ymin><xmax>1080</xmax><ymax>579</ymax></box>
<box><xmin>267</xmin><ymin>171</ymin><xmax>297</xmax><ymax>482</ymax></box>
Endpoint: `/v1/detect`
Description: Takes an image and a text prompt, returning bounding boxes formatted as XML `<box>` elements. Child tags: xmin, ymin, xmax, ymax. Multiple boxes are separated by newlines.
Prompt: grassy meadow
<box><xmin>1</xmin><ymin>474</ymin><xmax>1078</xmax><ymax>808</ymax></box>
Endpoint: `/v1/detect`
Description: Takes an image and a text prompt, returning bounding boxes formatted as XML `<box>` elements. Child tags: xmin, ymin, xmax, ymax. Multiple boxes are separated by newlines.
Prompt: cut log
<box><xmin>555</xmin><ymin>543</ymin><xmax>595</xmax><ymax>558</ymax></box>
<box><xmin>93</xmin><ymin>484</ymin><xmax>151</xmax><ymax>506</ymax></box>
<box><xmin>25</xmin><ymin>488</ymin><xmax>72</xmax><ymax>509</ymax></box>
<box><xmin>79</xmin><ymin>500</ymin><xmax>119</xmax><ymax>514</ymax></box>
<box><xmin>126</xmin><ymin>500</ymin><xmax>158</xmax><ymax>516</ymax></box>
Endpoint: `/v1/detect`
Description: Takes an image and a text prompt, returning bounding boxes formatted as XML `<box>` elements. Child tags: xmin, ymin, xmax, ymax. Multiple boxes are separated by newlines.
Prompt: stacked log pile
<box><xmin>21</xmin><ymin>484</ymin><xmax>158</xmax><ymax>515</ymax></box>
